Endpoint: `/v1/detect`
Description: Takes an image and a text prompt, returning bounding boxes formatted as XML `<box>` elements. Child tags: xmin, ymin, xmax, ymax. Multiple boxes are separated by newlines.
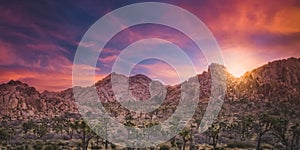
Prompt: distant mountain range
<box><xmin>1</xmin><ymin>57</ymin><xmax>299</xmax><ymax>121</ymax></box>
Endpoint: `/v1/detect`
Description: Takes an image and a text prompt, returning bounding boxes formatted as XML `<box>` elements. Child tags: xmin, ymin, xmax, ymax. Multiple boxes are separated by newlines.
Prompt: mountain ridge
<box><xmin>0</xmin><ymin>57</ymin><xmax>299</xmax><ymax>120</ymax></box>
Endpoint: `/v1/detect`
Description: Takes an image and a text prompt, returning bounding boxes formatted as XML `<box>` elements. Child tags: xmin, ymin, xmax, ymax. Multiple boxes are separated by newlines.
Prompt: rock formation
<box><xmin>0</xmin><ymin>57</ymin><xmax>299</xmax><ymax>121</ymax></box>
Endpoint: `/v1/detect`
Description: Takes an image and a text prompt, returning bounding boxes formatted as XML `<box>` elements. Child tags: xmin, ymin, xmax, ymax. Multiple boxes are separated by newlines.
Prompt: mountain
<box><xmin>0</xmin><ymin>57</ymin><xmax>299</xmax><ymax>121</ymax></box>
<box><xmin>0</xmin><ymin>80</ymin><xmax>78</xmax><ymax>120</ymax></box>
<box><xmin>233</xmin><ymin>57</ymin><xmax>300</xmax><ymax>101</ymax></box>
<box><xmin>95</xmin><ymin>73</ymin><xmax>153</xmax><ymax>102</ymax></box>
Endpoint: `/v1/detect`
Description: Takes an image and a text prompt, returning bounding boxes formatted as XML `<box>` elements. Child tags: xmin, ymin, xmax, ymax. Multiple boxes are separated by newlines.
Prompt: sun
<box><xmin>225</xmin><ymin>60</ymin><xmax>249</xmax><ymax>78</ymax></box>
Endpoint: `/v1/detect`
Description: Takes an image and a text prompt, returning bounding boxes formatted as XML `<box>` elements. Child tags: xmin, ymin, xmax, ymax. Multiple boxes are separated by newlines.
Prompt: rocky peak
<box><xmin>239</xmin><ymin>57</ymin><xmax>300</xmax><ymax>87</ymax></box>
<box><xmin>1</xmin><ymin>80</ymin><xmax>39</xmax><ymax>96</ymax></box>
<box><xmin>129</xmin><ymin>74</ymin><xmax>152</xmax><ymax>82</ymax></box>
<box><xmin>7</xmin><ymin>80</ymin><xmax>27</xmax><ymax>86</ymax></box>
<box><xmin>242</xmin><ymin>57</ymin><xmax>300</xmax><ymax>85</ymax></box>
<box><xmin>94</xmin><ymin>73</ymin><xmax>153</xmax><ymax>102</ymax></box>
<box><xmin>235</xmin><ymin>57</ymin><xmax>300</xmax><ymax>101</ymax></box>
<box><xmin>129</xmin><ymin>74</ymin><xmax>152</xmax><ymax>100</ymax></box>
<box><xmin>0</xmin><ymin>80</ymin><xmax>78</xmax><ymax>121</ymax></box>
<box><xmin>208</xmin><ymin>63</ymin><xmax>226</xmax><ymax>71</ymax></box>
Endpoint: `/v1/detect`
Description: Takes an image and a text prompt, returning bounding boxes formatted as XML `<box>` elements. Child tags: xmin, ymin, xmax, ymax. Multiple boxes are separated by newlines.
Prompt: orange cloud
<box><xmin>176</xmin><ymin>0</ymin><xmax>300</xmax><ymax>77</ymax></box>
<box><xmin>0</xmin><ymin>67</ymin><xmax>106</xmax><ymax>92</ymax></box>
<box><xmin>1</xmin><ymin>0</ymin><xmax>299</xmax><ymax>90</ymax></box>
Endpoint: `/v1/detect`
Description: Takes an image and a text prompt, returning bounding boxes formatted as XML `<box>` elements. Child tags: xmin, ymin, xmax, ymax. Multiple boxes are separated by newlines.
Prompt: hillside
<box><xmin>0</xmin><ymin>57</ymin><xmax>300</xmax><ymax>149</ymax></box>
<box><xmin>0</xmin><ymin>57</ymin><xmax>299</xmax><ymax>121</ymax></box>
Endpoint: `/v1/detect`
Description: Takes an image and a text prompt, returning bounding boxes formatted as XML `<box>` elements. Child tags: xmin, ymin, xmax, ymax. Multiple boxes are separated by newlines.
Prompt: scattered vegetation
<box><xmin>0</xmin><ymin>97</ymin><xmax>299</xmax><ymax>150</ymax></box>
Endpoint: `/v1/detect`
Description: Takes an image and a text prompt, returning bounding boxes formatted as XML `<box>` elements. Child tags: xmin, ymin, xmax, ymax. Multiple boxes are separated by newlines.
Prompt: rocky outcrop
<box><xmin>234</xmin><ymin>57</ymin><xmax>300</xmax><ymax>101</ymax></box>
<box><xmin>0</xmin><ymin>80</ymin><xmax>78</xmax><ymax>121</ymax></box>
<box><xmin>0</xmin><ymin>57</ymin><xmax>299</xmax><ymax>121</ymax></box>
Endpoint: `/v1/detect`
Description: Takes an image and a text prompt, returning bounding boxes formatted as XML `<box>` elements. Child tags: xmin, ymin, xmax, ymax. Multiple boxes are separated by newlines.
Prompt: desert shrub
<box><xmin>14</xmin><ymin>146</ymin><xmax>24</xmax><ymax>150</ymax></box>
<box><xmin>159</xmin><ymin>145</ymin><xmax>170</xmax><ymax>150</ymax></box>
<box><xmin>42</xmin><ymin>144</ymin><xmax>59</xmax><ymax>150</ymax></box>
<box><xmin>227</xmin><ymin>141</ymin><xmax>253</xmax><ymax>148</ymax></box>
<box><xmin>111</xmin><ymin>143</ymin><xmax>117</xmax><ymax>149</ymax></box>
<box><xmin>90</xmin><ymin>145</ymin><xmax>102</xmax><ymax>149</ymax></box>
<box><xmin>261</xmin><ymin>143</ymin><xmax>273</xmax><ymax>149</ymax></box>
<box><xmin>33</xmin><ymin>144</ymin><xmax>42</xmax><ymax>149</ymax></box>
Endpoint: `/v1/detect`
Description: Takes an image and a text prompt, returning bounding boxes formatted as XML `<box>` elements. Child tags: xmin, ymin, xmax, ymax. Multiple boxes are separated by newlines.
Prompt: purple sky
<box><xmin>1</xmin><ymin>0</ymin><xmax>300</xmax><ymax>91</ymax></box>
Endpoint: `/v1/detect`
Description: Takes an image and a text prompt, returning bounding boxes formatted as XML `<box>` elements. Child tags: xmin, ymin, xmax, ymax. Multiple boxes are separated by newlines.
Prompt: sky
<box><xmin>1</xmin><ymin>0</ymin><xmax>300</xmax><ymax>91</ymax></box>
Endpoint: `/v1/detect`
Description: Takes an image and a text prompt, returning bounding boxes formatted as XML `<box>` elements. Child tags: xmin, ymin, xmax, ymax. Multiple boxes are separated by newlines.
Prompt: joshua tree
<box><xmin>290</xmin><ymin>123</ymin><xmax>300</xmax><ymax>150</ymax></box>
<box><xmin>22</xmin><ymin>119</ymin><xmax>35</xmax><ymax>135</ymax></box>
<box><xmin>124</xmin><ymin>113</ymin><xmax>134</xmax><ymax>127</ymax></box>
<box><xmin>231</xmin><ymin>115</ymin><xmax>254</xmax><ymax>141</ymax></box>
<box><xmin>33</xmin><ymin>123</ymin><xmax>48</xmax><ymax>140</ymax></box>
<box><xmin>169</xmin><ymin>116</ymin><xmax>180</xmax><ymax>148</ymax></box>
<box><xmin>33</xmin><ymin>119</ymin><xmax>49</xmax><ymax>140</ymax></box>
<box><xmin>124</xmin><ymin>113</ymin><xmax>135</xmax><ymax>141</ymax></box>
<box><xmin>0</xmin><ymin>127</ymin><xmax>8</xmax><ymax>146</ymax></box>
<box><xmin>71</xmin><ymin>120</ymin><xmax>95</xmax><ymax>150</ymax></box>
<box><xmin>145</xmin><ymin>122</ymin><xmax>159</xmax><ymax>140</ymax></box>
<box><xmin>271</xmin><ymin>117</ymin><xmax>289</xmax><ymax>148</ymax></box>
<box><xmin>62</xmin><ymin>118</ymin><xmax>75</xmax><ymax>139</ymax></box>
<box><xmin>253</xmin><ymin>113</ymin><xmax>275</xmax><ymax>150</ymax></box>
<box><xmin>93</xmin><ymin>115</ymin><xmax>110</xmax><ymax>149</ymax></box>
<box><xmin>206</xmin><ymin>123</ymin><xmax>221</xmax><ymax>150</ymax></box>
<box><xmin>52</xmin><ymin>116</ymin><xmax>64</xmax><ymax>135</ymax></box>
<box><xmin>179</xmin><ymin>127</ymin><xmax>190</xmax><ymax>150</ymax></box>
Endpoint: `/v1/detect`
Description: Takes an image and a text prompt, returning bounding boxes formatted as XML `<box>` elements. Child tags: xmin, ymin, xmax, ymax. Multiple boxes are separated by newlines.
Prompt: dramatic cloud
<box><xmin>175</xmin><ymin>0</ymin><xmax>300</xmax><ymax>76</ymax></box>
<box><xmin>0</xmin><ymin>0</ymin><xmax>299</xmax><ymax>91</ymax></box>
